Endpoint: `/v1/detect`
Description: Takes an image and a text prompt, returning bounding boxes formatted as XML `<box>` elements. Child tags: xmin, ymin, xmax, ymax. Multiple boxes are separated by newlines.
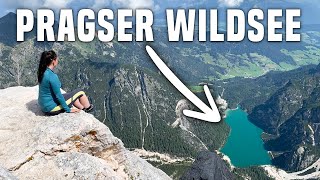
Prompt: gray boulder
<box><xmin>0</xmin><ymin>86</ymin><xmax>171</xmax><ymax>180</ymax></box>
<box><xmin>180</xmin><ymin>151</ymin><xmax>233</xmax><ymax>180</ymax></box>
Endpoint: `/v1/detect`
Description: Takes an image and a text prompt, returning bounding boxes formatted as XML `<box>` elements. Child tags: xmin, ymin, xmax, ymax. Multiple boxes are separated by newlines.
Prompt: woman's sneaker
<box><xmin>84</xmin><ymin>104</ymin><xmax>94</xmax><ymax>113</ymax></box>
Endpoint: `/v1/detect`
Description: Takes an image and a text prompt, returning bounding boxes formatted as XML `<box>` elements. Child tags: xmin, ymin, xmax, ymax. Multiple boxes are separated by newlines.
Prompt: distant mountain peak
<box><xmin>6</xmin><ymin>12</ymin><xmax>15</xmax><ymax>16</ymax></box>
<box><xmin>0</xmin><ymin>12</ymin><xmax>16</xmax><ymax>21</ymax></box>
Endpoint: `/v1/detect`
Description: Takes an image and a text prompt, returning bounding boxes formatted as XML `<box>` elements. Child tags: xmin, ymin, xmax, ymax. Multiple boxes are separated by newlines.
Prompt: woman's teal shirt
<box><xmin>38</xmin><ymin>68</ymin><xmax>71</xmax><ymax>113</ymax></box>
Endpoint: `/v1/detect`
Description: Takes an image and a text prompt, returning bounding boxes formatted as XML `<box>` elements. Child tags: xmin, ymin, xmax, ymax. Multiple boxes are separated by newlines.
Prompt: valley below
<box><xmin>0</xmin><ymin>12</ymin><xmax>320</xmax><ymax>179</ymax></box>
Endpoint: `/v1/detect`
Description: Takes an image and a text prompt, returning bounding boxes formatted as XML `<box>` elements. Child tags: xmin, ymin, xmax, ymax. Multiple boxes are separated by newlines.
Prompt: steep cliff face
<box><xmin>248</xmin><ymin>80</ymin><xmax>311</xmax><ymax>135</ymax></box>
<box><xmin>247</xmin><ymin>65</ymin><xmax>320</xmax><ymax>171</ymax></box>
<box><xmin>0</xmin><ymin>86</ymin><xmax>170</xmax><ymax>180</ymax></box>
<box><xmin>105</xmin><ymin>67</ymin><xmax>181</xmax><ymax>151</ymax></box>
<box><xmin>265</xmin><ymin>86</ymin><xmax>320</xmax><ymax>171</ymax></box>
<box><xmin>103</xmin><ymin>67</ymin><xmax>229</xmax><ymax>159</ymax></box>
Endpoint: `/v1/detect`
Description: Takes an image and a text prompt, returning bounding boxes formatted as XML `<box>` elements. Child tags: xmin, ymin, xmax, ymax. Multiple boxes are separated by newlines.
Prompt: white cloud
<box><xmin>92</xmin><ymin>0</ymin><xmax>156</xmax><ymax>10</ymax></box>
<box><xmin>0</xmin><ymin>0</ymin><xmax>74</xmax><ymax>11</ymax></box>
<box><xmin>0</xmin><ymin>0</ymin><xmax>159</xmax><ymax>14</ymax></box>
<box><xmin>43</xmin><ymin>0</ymin><xmax>72</xmax><ymax>10</ymax></box>
<box><xmin>1</xmin><ymin>0</ymin><xmax>40</xmax><ymax>9</ymax></box>
<box><xmin>287</xmin><ymin>0</ymin><xmax>320</xmax><ymax>7</ymax></box>
<box><xmin>91</xmin><ymin>0</ymin><xmax>111</xmax><ymax>10</ymax></box>
<box><xmin>125</xmin><ymin>0</ymin><xmax>154</xmax><ymax>10</ymax></box>
<box><xmin>218</xmin><ymin>0</ymin><xmax>244</xmax><ymax>7</ymax></box>
<box><xmin>154</xmin><ymin>4</ymin><xmax>160</xmax><ymax>11</ymax></box>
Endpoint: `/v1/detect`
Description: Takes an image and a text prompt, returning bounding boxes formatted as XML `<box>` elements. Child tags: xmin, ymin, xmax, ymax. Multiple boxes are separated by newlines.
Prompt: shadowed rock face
<box><xmin>0</xmin><ymin>86</ymin><xmax>170</xmax><ymax>180</ymax></box>
<box><xmin>180</xmin><ymin>151</ymin><xmax>233</xmax><ymax>180</ymax></box>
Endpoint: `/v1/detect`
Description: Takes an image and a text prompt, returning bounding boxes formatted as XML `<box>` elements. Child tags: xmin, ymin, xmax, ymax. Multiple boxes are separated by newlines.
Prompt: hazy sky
<box><xmin>0</xmin><ymin>0</ymin><xmax>319</xmax><ymax>24</ymax></box>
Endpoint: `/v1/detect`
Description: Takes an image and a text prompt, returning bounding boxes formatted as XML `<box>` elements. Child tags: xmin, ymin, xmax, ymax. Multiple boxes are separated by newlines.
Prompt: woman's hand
<box><xmin>70</xmin><ymin>108</ymin><xmax>81</xmax><ymax>113</ymax></box>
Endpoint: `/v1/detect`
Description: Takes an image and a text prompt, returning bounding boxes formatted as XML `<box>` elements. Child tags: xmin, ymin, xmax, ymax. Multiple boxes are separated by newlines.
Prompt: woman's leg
<box><xmin>73</xmin><ymin>99</ymin><xmax>84</xmax><ymax>110</ymax></box>
<box><xmin>79</xmin><ymin>94</ymin><xmax>91</xmax><ymax>108</ymax></box>
<box><xmin>61</xmin><ymin>89</ymin><xmax>92</xmax><ymax>111</ymax></box>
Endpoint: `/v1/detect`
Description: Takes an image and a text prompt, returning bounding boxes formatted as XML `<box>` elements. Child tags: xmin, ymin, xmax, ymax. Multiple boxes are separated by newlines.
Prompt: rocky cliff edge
<box><xmin>0</xmin><ymin>86</ymin><xmax>170</xmax><ymax>180</ymax></box>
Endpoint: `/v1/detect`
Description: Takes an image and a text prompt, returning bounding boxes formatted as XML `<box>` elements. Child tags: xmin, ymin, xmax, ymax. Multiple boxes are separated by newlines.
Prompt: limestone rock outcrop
<box><xmin>180</xmin><ymin>151</ymin><xmax>233</xmax><ymax>180</ymax></box>
<box><xmin>0</xmin><ymin>86</ymin><xmax>170</xmax><ymax>180</ymax></box>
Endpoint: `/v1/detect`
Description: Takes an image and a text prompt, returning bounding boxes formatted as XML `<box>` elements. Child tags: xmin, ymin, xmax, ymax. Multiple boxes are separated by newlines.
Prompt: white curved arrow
<box><xmin>146</xmin><ymin>45</ymin><xmax>221</xmax><ymax>123</ymax></box>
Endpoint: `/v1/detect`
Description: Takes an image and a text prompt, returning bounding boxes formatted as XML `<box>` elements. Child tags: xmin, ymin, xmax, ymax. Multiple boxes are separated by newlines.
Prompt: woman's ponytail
<box><xmin>37</xmin><ymin>50</ymin><xmax>57</xmax><ymax>83</ymax></box>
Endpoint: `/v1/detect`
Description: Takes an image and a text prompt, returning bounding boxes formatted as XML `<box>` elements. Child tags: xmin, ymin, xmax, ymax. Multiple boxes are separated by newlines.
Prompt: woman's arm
<box><xmin>50</xmin><ymin>74</ymin><xmax>71</xmax><ymax>113</ymax></box>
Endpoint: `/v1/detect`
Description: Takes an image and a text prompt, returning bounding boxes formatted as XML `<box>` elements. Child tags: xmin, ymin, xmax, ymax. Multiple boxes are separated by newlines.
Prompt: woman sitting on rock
<box><xmin>37</xmin><ymin>50</ymin><xmax>93</xmax><ymax>116</ymax></box>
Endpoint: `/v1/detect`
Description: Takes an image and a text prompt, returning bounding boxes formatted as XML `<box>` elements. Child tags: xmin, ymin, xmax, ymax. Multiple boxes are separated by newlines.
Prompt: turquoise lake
<box><xmin>221</xmin><ymin>107</ymin><xmax>271</xmax><ymax>167</ymax></box>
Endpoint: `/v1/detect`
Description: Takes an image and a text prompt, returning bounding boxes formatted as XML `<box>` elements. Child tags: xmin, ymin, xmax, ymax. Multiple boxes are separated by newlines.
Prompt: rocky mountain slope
<box><xmin>180</xmin><ymin>151</ymin><xmax>234</xmax><ymax>180</ymax></box>
<box><xmin>250</xmin><ymin>65</ymin><xmax>320</xmax><ymax>171</ymax></box>
<box><xmin>216</xmin><ymin>64</ymin><xmax>320</xmax><ymax>173</ymax></box>
<box><xmin>215</xmin><ymin>64</ymin><xmax>319</xmax><ymax>112</ymax></box>
<box><xmin>263</xmin><ymin>158</ymin><xmax>320</xmax><ymax>179</ymax></box>
<box><xmin>0</xmin><ymin>86</ymin><xmax>170</xmax><ymax>180</ymax></box>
